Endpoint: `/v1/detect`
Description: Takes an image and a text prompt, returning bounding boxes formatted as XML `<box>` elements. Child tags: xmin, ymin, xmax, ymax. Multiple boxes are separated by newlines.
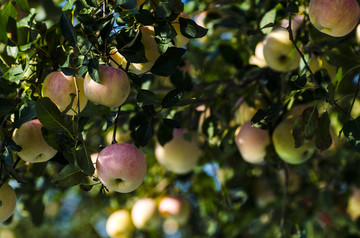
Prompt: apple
<box><xmin>308</xmin><ymin>54</ymin><xmax>337</xmax><ymax>79</ymax></box>
<box><xmin>347</xmin><ymin>188</ymin><xmax>360</xmax><ymax>220</ymax></box>
<box><xmin>96</xmin><ymin>143</ymin><xmax>147</xmax><ymax>193</ymax></box>
<box><xmin>263</xmin><ymin>29</ymin><xmax>301</xmax><ymax>72</ymax></box>
<box><xmin>110</xmin><ymin>26</ymin><xmax>161</xmax><ymax>75</ymax></box>
<box><xmin>194</xmin><ymin>10</ymin><xmax>227</xmax><ymax>43</ymax></box>
<box><xmin>12</xmin><ymin>119</ymin><xmax>57</xmax><ymax>163</ymax></box>
<box><xmin>0</xmin><ymin>183</ymin><xmax>17</xmax><ymax>222</ymax></box>
<box><xmin>158</xmin><ymin>196</ymin><xmax>191</xmax><ymax>226</ymax></box>
<box><xmin>234</xmin><ymin>97</ymin><xmax>266</xmax><ymax>126</ymax></box>
<box><xmin>84</xmin><ymin>65</ymin><xmax>130</xmax><ymax>108</ymax></box>
<box><xmin>272</xmin><ymin>118</ymin><xmax>315</xmax><ymax>164</ymax></box>
<box><xmin>41</xmin><ymin>72</ymin><xmax>88</xmax><ymax>115</ymax></box>
<box><xmin>172</xmin><ymin>13</ymin><xmax>191</xmax><ymax>48</ymax></box>
<box><xmin>155</xmin><ymin>129</ymin><xmax>201</xmax><ymax>174</ymax></box>
<box><xmin>280</xmin><ymin>14</ymin><xmax>305</xmax><ymax>35</ymax></box>
<box><xmin>235</xmin><ymin>121</ymin><xmax>270</xmax><ymax>164</ymax></box>
<box><xmin>309</xmin><ymin>0</ymin><xmax>360</xmax><ymax>37</ymax></box>
<box><xmin>131</xmin><ymin>198</ymin><xmax>161</xmax><ymax>231</ymax></box>
<box><xmin>106</xmin><ymin>210</ymin><xmax>135</xmax><ymax>238</ymax></box>
<box><xmin>356</xmin><ymin>24</ymin><xmax>360</xmax><ymax>44</ymax></box>
<box><xmin>0</xmin><ymin>227</ymin><xmax>16</xmax><ymax>238</ymax></box>
<box><xmin>104</xmin><ymin>127</ymin><xmax>131</xmax><ymax>146</ymax></box>
<box><xmin>249</xmin><ymin>41</ymin><xmax>267</xmax><ymax>68</ymax></box>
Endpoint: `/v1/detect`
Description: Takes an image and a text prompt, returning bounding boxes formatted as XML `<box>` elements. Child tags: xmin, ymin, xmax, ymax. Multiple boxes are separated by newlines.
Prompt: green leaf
<box><xmin>315</xmin><ymin>112</ymin><xmax>332</xmax><ymax>151</ymax></box>
<box><xmin>135</xmin><ymin>9</ymin><xmax>155</xmax><ymax>25</ymax></box>
<box><xmin>78</xmin><ymin>65</ymin><xmax>88</xmax><ymax>78</ymax></box>
<box><xmin>88</xmin><ymin>58</ymin><xmax>100</xmax><ymax>83</ymax></box>
<box><xmin>287</xmin><ymin>1</ymin><xmax>299</xmax><ymax>14</ymax></box>
<box><xmin>60</xmin><ymin>12</ymin><xmax>77</xmax><ymax>44</ymax></box>
<box><xmin>36</xmin><ymin>97</ymin><xmax>73</xmax><ymax>135</ymax></box>
<box><xmin>14</xmin><ymin>0</ymin><xmax>30</xmax><ymax>12</ymax></box>
<box><xmin>157</xmin><ymin>122</ymin><xmax>173</xmax><ymax>146</ymax></box>
<box><xmin>0</xmin><ymin>2</ymin><xmax>17</xmax><ymax>44</ymax></box>
<box><xmin>163</xmin><ymin>118</ymin><xmax>181</xmax><ymax>128</ymax></box>
<box><xmin>62</xmin><ymin>0</ymin><xmax>76</xmax><ymax>11</ymax></box>
<box><xmin>51</xmin><ymin>164</ymin><xmax>86</xmax><ymax>187</ymax></box>
<box><xmin>251</xmin><ymin>103</ymin><xmax>282</xmax><ymax>130</ymax></box>
<box><xmin>73</xmin><ymin>142</ymin><xmax>95</xmax><ymax>176</ymax></box>
<box><xmin>162</xmin><ymin>88</ymin><xmax>183</xmax><ymax>108</ymax></box>
<box><xmin>116</xmin><ymin>0</ymin><xmax>137</xmax><ymax>9</ymax></box>
<box><xmin>260</xmin><ymin>9</ymin><xmax>276</xmax><ymax>34</ymax></box>
<box><xmin>179</xmin><ymin>17</ymin><xmax>208</xmax><ymax>39</ymax></box>
<box><xmin>151</xmin><ymin>47</ymin><xmax>186</xmax><ymax>76</ymax></box>
<box><xmin>293</xmin><ymin>107</ymin><xmax>319</xmax><ymax>148</ymax></box>
<box><xmin>135</xmin><ymin>119</ymin><xmax>154</xmax><ymax>147</ymax></box>
<box><xmin>13</xmin><ymin>100</ymin><xmax>36</xmax><ymax>128</ymax></box>
<box><xmin>342</xmin><ymin>116</ymin><xmax>360</xmax><ymax>153</ymax></box>
<box><xmin>136</xmin><ymin>89</ymin><xmax>158</xmax><ymax>107</ymax></box>
<box><xmin>119</xmin><ymin>31</ymin><xmax>148</xmax><ymax>63</ymax></box>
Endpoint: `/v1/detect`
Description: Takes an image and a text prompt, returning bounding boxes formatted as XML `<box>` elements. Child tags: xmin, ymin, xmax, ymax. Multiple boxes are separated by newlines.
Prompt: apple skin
<box><xmin>309</xmin><ymin>0</ymin><xmax>360</xmax><ymax>37</ymax></box>
<box><xmin>96</xmin><ymin>143</ymin><xmax>147</xmax><ymax>193</ymax></box>
<box><xmin>110</xmin><ymin>26</ymin><xmax>160</xmax><ymax>75</ymax></box>
<box><xmin>263</xmin><ymin>29</ymin><xmax>301</xmax><ymax>72</ymax></box>
<box><xmin>234</xmin><ymin>96</ymin><xmax>266</xmax><ymax>126</ymax></box>
<box><xmin>0</xmin><ymin>183</ymin><xmax>17</xmax><ymax>222</ymax></box>
<box><xmin>131</xmin><ymin>198</ymin><xmax>161</xmax><ymax>231</ymax></box>
<box><xmin>12</xmin><ymin>119</ymin><xmax>57</xmax><ymax>163</ymax></box>
<box><xmin>173</xmin><ymin>13</ymin><xmax>191</xmax><ymax>48</ymax></box>
<box><xmin>235</xmin><ymin>121</ymin><xmax>270</xmax><ymax>164</ymax></box>
<box><xmin>106</xmin><ymin>210</ymin><xmax>135</xmax><ymax>238</ymax></box>
<box><xmin>272</xmin><ymin>118</ymin><xmax>315</xmax><ymax>164</ymax></box>
<box><xmin>356</xmin><ymin>24</ymin><xmax>360</xmax><ymax>44</ymax></box>
<box><xmin>155</xmin><ymin>129</ymin><xmax>201</xmax><ymax>174</ymax></box>
<box><xmin>158</xmin><ymin>196</ymin><xmax>191</xmax><ymax>226</ymax></box>
<box><xmin>84</xmin><ymin>66</ymin><xmax>130</xmax><ymax>108</ymax></box>
<box><xmin>41</xmin><ymin>72</ymin><xmax>88</xmax><ymax>115</ymax></box>
<box><xmin>249</xmin><ymin>41</ymin><xmax>267</xmax><ymax>68</ymax></box>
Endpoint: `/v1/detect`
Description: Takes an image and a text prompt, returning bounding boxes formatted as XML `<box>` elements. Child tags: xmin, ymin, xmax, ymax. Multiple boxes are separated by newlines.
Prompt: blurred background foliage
<box><xmin>2</xmin><ymin>0</ymin><xmax>360</xmax><ymax>237</ymax></box>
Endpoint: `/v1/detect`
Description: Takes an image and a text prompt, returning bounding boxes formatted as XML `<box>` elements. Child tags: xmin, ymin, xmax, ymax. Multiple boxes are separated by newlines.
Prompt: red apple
<box><xmin>96</xmin><ymin>143</ymin><xmax>147</xmax><ymax>193</ymax></box>
<box><xmin>84</xmin><ymin>66</ymin><xmax>130</xmax><ymax>108</ymax></box>
<box><xmin>309</xmin><ymin>0</ymin><xmax>360</xmax><ymax>37</ymax></box>
<box><xmin>12</xmin><ymin>119</ymin><xmax>57</xmax><ymax>163</ymax></box>
<box><xmin>0</xmin><ymin>183</ymin><xmax>17</xmax><ymax>222</ymax></box>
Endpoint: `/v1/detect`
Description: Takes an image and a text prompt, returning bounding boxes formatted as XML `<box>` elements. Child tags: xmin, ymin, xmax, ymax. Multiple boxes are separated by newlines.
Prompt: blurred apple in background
<box><xmin>110</xmin><ymin>26</ymin><xmax>160</xmax><ymax>75</ymax></box>
<box><xmin>235</xmin><ymin>121</ymin><xmax>270</xmax><ymax>164</ymax></box>
<box><xmin>356</xmin><ymin>24</ymin><xmax>360</xmax><ymax>44</ymax></box>
<box><xmin>0</xmin><ymin>183</ymin><xmax>17</xmax><ymax>222</ymax></box>
<box><xmin>155</xmin><ymin>129</ymin><xmax>201</xmax><ymax>174</ymax></box>
<box><xmin>158</xmin><ymin>196</ymin><xmax>191</xmax><ymax>226</ymax></box>
<box><xmin>249</xmin><ymin>41</ymin><xmax>267</xmax><ymax>68</ymax></box>
<box><xmin>84</xmin><ymin>66</ymin><xmax>130</xmax><ymax>108</ymax></box>
<box><xmin>347</xmin><ymin>187</ymin><xmax>360</xmax><ymax>220</ymax></box>
<box><xmin>263</xmin><ymin>29</ymin><xmax>301</xmax><ymax>72</ymax></box>
<box><xmin>172</xmin><ymin>13</ymin><xmax>191</xmax><ymax>48</ymax></box>
<box><xmin>96</xmin><ymin>143</ymin><xmax>147</xmax><ymax>193</ymax></box>
<box><xmin>308</xmin><ymin>54</ymin><xmax>337</xmax><ymax>79</ymax></box>
<box><xmin>234</xmin><ymin>96</ymin><xmax>266</xmax><ymax>126</ymax></box>
<box><xmin>106</xmin><ymin>210</ymin><xmax>134</xmax><ymax>238</ymax></box>
<box><xmin>131</xmin><ymin>198</ymin><xmax>161</xmax><ymax>231</ymax></box>
<box><xmin>309</xmin><ymin>0</ymin><xmax>360</xmax><ymax>37</ymax></box>
<box><xmin>41</xmin><ymin>72</ymin><xmax>88</xmax><ymax>115</ymax></box>
<box><xmin>12</xmin><ymin>119</ymin><xmax>57</xmax><ymax>163</ymax></box>
<box><xmin>280</xmin><ymin>14</ymin><xmax>304</xmax><ymax>35</ymax></box>
<box><xmin>104</xmin><ymin>127</ymin><xmax>131</xmax><ymax>145</ymax></box>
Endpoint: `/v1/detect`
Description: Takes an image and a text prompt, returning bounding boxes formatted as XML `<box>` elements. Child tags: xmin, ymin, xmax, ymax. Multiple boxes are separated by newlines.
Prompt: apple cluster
<box><xmin>106</xmin><ymin>195</ymin><xmax>191</xmax><ymax>237</ymax></box>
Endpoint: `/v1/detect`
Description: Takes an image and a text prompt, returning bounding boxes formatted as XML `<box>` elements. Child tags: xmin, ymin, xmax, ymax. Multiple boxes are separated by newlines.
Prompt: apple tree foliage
<box><xmin>1</xmin><ymin>0</ymin><xmax>360</xmax><ymax>237</ymax></box>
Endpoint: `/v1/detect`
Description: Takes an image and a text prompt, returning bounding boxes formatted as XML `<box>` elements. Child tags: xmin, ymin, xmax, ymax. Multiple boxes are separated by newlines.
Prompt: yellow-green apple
<box><xmin>234</xmin><ymin>97</ymin><xmax>266</xmax><ymax>125</ymax></box>
<box><xmin>263</xmin><ymin>29</ymin><xmax>301</xmax><ymax>72</ymax></box>
<box><xmin>96</xmin><ymin>143</ymin><xmax>147</xmax><ymax>193</ymax></box>
<box><xmin>131</xmin><ymin>198</ymin><xmax>161</xmax><ymax>231</ymax></box>
<box><xmin>0</xmin><ymin>183</ymin><xmax>17</xmax><ymax>222</ymax></box>
<box><xmin>110</xmin><ymin>26</ymin><xmax>160</xmax><ymax>75</ymax></box>
<box><xmin>272</xmin><ymin>118</ymin><xmax>315</xmax><ymax>164</ymax></box>
<box><xmin>84</xmin><ymin>66</ymin><xmax>130</xmax><ymax>108</ymax></box>
<box><xmin>356</xmin><ymin>24</ymin><xmax>360</xmax><ymax>43</ymax></box>
<box><xmin>106</xmin><ymin>210</ymin><xmax>135</xmax><ymax>238</ymax></box>
<box><xmin>12</xmin><ymin>119</ymin><xmax>57</xmax><ymax>163</ymax></box>
<box><xmin>158</xmin><ymin>196</ymin><xmax>191</xmax><ymax>226</ymax></box>
<box><xmin>235</xmin><ymin>121</ymin><xmax>270</xmax><ymax>164</ymax></box>
<box><xmin>309</xmin><ymin>0</ymin><xmax>360</xmax><ymax>37</ymax></box>
<box><xmin>308</xmin><ymin>54</ymin><xmax>337</xmax><ymax>79</ymax></box>
<box><xmin>41</xmin><ymin>72</ymin><xmax>88</xmax><ymax>115</ymax></box>
<box><xmin>172</xmin><ymin>13</ymin><xmax>191</xmax><ymax>48</ymax></box>
<box><xmin>249</xmin><ymin>41</ymin><xmax>267</xmax><ymax>68</ymax></box>
<box><xmin>119</xmin><ymin>0</ymin><xmax>145</xmax><ymax>10</ymax></box>
<box><xmin>0</xmin><ymin>227</ymin><xmax>16</xmax><ymax>238</ymax></box>
<box><xmin>347</xmin><ymin>188</ymin><xmax>360</xmax><ymax>220</ymax></box>
<box><xmin>155</xmin><ymin>129</ymin><xmax>201</xmax><ymax>174</ymax></box>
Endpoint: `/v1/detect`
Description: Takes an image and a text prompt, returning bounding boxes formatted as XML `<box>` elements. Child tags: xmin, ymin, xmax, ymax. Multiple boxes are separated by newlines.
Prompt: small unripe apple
<box><xmin>131</xmin><ymin>198</ymin><xmax>161</xmax><ymax>231</ymax></box>
<box><xmin>155</xmin><ymin>129</ymin><xmax>201</xmax><ymax>174</ymax></box>
<box><xmin>172</xmin><ymin>13</ymin><xmax>191</xmax><ymax>48</ymax></box>
<box><xmin>41</xmin><ymin>72</ymin><xmax>88</xmax><ymax>115</ymax></box>
<box><xmin>158</xmin><ymin>196</ymin><xmax>191</xmax><ymax>226</ymax></box>
<box><xmin>249</xmin><ymin>41</ymin><xmax>267</xmax><ymax>68</ymax></box>
<box><xmin>272</xmin><ymin>118</ymin><xmax>315</xmax><ymax>164</ymax></box>
<box><xmin>84</xmin><ymin>66</ymin><xmax>130</xmax><ymax>108</ymax></box>
<box><xmin>12</xmin><ymin>119</ymin><xmax>57</xmax><ymax>163</ymax></box>
<box><xmin>110</xmin><ymin>26</ymin><xmax>160</xmax><ymax>75</ymax></box>
<box><xmin>235</xmin><ymin>121</ymin><xmax>270</xmax><ymax>164</ymax></box>
<box><xmin>106</xmin><ymin>210</ymin><xmax>135</xmax><ymax>238</ymax></box>
<box><xmin>309</xmin><ymin>0</ymin><xmax>360</xmax><ymax>37</ymax></box>
<box><xmin>96</xmin><ymin>143</ymin><xmax>147</xmax><ymax>193</ymax></box>
<box><xmin>263</xmin><ymin>29</ymin><xmax>301</xmax><ymax>72</ymax></box>
<box><xmin>0</xmin><ymin>183</ymin><xmax>17</xmax><ymax>222</ymax></box>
